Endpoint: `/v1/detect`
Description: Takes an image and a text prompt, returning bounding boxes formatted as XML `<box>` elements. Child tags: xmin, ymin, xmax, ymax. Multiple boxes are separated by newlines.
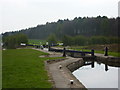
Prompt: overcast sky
<box><xmin>0</xmin><ymin>0</ymin><xmax>119</xmax><ymax>33</ymax></box>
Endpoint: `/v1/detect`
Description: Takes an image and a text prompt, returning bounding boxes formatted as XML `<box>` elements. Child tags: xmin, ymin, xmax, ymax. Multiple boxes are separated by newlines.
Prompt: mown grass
<box><xmin>0</xmin><ymin>50</ymin><xmax>2</xmax><ymax>88</ymax></box>
<box><xmin>2</xmin><ymin>49</ymin><xmax>64</xmax><ymax>88</ymax></box>
<box><xmin>28</xmin><ymin>39</ymin><xmax>46</xmax><ymax>45</ymax></box>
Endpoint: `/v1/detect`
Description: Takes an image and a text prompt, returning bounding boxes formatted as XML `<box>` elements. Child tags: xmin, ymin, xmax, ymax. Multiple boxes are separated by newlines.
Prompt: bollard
<box><xmin>58</xmin><ymin>65</ymin><xmax>62</xmax><ymax>69</ymax></box>
<box><xmin>63</xmin><ymin>48</ymin><xmax>66</xmax><ymax>57</ymax></box>
<box><xmin>40</xmin><ymin>45</ymin><xmax>44</xmax><ymax>50</ymax></box>
<box><xmin>91</xmin><ymin>49</ymin><xmax>94</xmax><ymax>56</ymax></box>
<box><xmin>70</xmin><ymin>80</ymin><xmax>74</xmax><ymax>84</ymax></box>
<box><xmin>48</xmin><ymin>46</ymin><xmax>51</xmax><ymax>51</ymax></box>
<box><xmin>104</xmin><ymin>47</ymin><xmax>108</xmax><ymax>56</ymax></box>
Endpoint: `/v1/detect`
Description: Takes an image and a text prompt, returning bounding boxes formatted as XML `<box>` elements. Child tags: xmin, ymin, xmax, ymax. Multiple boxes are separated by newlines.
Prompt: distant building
<box><xmin>58</xmin><ymin>43</ymin><xmax>63</xmax><ymax>46</ymax></box>
<box><xmin>20</xmin><ymin>43</ymin><xmax>26</xmax><ymax>46</ymax></box>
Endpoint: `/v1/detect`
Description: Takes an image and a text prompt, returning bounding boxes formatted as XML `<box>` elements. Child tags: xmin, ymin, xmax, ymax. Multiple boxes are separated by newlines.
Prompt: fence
<box><xmin>49</xmin><ymin>47</ymin><xmax>94</xmax><ymax>57</ymax></box>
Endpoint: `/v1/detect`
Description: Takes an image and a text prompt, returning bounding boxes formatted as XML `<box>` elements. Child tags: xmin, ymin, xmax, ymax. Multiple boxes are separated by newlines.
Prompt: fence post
<box><xmin>91</xmin><ymin>49</ymin><xmax>94</xmax><ymax>56</ymax></box>
<box><xmin>63</xmin><ymin>48</ymin><xmax>66</xmax><ymax>57</ymax></box>
<box><xmin>104</xmin><ymin>47</ymin><xmax>108</xmax><ymax>56</ymax></box>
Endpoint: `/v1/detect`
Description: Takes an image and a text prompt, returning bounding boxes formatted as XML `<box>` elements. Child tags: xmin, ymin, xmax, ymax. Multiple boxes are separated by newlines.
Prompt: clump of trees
<box><xmin>47</xmin><ymin>34</ymin><xmax>57</xmax><ymax>45</ymax></box>
<box><xmin>62</xmin><ymin>35</ymin><xmax>120</xmax><ymax>46</ymax></box>
<box><xmin>2</xmin><ymin>16</ymin><xmax>119</xmax><ymax>40</ymax></box>
<box><xmin>3</xmin><ymin>33</ymin><xmax>28</xmax><ymax>49</ymax></box>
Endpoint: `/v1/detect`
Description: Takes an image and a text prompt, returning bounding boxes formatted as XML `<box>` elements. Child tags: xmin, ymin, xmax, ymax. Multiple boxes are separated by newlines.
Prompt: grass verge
<box><xmin>70</xmin><ymin>48</ymin><xmax>120</xmax><ymax>57</ymax></box>
<box><xmin>2</xmin><ymin>49</ymin><xmax>64</xmax><ymax>88</ymax></box>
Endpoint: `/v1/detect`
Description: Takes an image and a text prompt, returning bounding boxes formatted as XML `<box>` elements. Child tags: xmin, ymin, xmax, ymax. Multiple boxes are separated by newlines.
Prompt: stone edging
<box><xmin>45</xmin><ymin>58</ymin><xmax>87</xmax><ymax>89</ymax></box>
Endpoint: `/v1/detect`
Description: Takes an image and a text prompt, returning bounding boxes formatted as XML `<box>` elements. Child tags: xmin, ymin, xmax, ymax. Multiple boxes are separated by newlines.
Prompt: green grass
<box><xmin>94</xmin><ymin>50</ymin><xmax>120</xmax><ymax>57</ymax></box>
<box><xmin>70</xmin><ymin>48</ymin><xmax>120</xmax><ymax>57</ymax></box>
<box><xmin>28</xmin><ymin>39</ymin><xmax>46</xmax><ymax>45</ymax></box>
<box><xmin>0</xmin><ymin>50</ymin><xmax>1</xmax><ymax>89</ymax></box>
<box><xmin>2</xmin><ymin>49</ymin><xmax>64</xmax><ymax>88</ymax></box>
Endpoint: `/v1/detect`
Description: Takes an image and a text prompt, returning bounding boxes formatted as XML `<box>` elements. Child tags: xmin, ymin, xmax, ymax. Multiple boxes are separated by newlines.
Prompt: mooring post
<box><xmin>104</xmin><ymin>47</ymin><xmax>108</xmax><ymax>56</ymax></box>
<box><xmin>63</xmin><ymin>47</ymin><xmax>66</xmax><ymax>57</ymax></box>
<box><xmin>48</xmin><ymin>45</ymin><xmax>51</xmax><ymax>51</ymax></box>
<box><xmin>91</xmin><ymin>49</ymin><xmax>94</xmax><ymax>56</ymax></box>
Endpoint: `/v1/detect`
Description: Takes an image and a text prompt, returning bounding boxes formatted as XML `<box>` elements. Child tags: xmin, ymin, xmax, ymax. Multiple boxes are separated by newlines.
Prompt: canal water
<box><xmin>72</xmin><ymin>60</ymin><xmax>119</xmax><ymax>88</ymax></box>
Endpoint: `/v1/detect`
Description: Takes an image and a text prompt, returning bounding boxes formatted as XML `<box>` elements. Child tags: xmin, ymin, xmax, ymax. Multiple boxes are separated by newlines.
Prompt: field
<box><xmin>2</xmin><ymin>49</ymin><xmax>64</xmax><ymax>88</ymax></box>
<box><xmin>28</xmin><ymin>39</ymin><xmax>46</xmax><ymax>45</ymax></box>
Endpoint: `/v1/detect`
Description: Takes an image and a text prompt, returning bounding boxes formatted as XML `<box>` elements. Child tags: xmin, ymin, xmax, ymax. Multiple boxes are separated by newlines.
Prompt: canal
<box><xmin>72</xmin><ymin>60</ymin><xmax>119</xmax><ymax>88</ymax></box>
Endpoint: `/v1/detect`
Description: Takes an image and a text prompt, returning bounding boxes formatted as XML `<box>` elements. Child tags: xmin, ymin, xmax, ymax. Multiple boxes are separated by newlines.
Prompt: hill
<box><xmin>2</xmin><ymin>16</ymin><xmax>120</xmax><ymax>40</ymax></box>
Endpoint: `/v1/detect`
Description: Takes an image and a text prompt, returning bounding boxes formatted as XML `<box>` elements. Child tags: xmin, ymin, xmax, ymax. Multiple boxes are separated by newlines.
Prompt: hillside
<box><xmin>2</xmin><ymin>16</ymin><xmax>120</xmax><ymax>40</ymax></box>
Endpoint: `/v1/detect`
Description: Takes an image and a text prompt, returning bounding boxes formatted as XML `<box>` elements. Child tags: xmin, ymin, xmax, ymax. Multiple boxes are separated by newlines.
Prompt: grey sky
<box><xmin>0</xmin><ymin>0</ymin><xmax>119</xmax><ymax>33</ymax></box>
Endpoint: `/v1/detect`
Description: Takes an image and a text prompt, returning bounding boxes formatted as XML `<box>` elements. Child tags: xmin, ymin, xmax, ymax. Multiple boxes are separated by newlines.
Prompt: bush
<box><xmin>62</xmin><ymin>35</ymin><xmax>87</xmax><ymax>46</ymax></box>
<box><xmin>3</xmin><ymin>33</ymin><xmax>28</xmax><ymax>49</ymax></box>
<box><xmin>62</xmin><ymin>35</ymin><xmax>119</xmax><ymax>46</ymax></box>
<box><xmin>74</xmin><ymin>36</ymin><xmax>87</xmax><ymax>46</ymax></box>
<box><xmin>47</xmin><ymin>34</ymin><xmax>57</xmax><ymax>45</ymax></box>
<box><xmin>90</xmin><ymin>36</ymin><xmax>108</xmax><ymax>45</ymax></box>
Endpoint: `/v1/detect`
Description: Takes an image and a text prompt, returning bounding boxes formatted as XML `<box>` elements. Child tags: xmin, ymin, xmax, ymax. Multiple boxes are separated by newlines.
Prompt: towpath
<box><xmin>34</xmin><ymin>48</ymin><xmax>86</xmax><ymax>88</ymax></box>
<box><xmin>48</xmin><ymin>57</ymin><xmax>85</xmax><ymax>88</ymax></box>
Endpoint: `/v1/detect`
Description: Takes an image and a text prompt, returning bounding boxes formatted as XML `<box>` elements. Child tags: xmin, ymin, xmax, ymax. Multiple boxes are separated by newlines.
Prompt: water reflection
<box><xmin>84</xmin><ymin>60</ymin><xmax>117</xmax><ymax>72</ymax></box>
<box><xmin>72</xmin><ymin>60</ymin><xmax>119</xmax><ymax>88</ymax></box>
<box><xmin>91</xmin><ymin>61</ymin><xmax>94</xmax><ymax>68</ymax></box>
<box><xmin>105</xmin><ymin>64</ymin><xmax>108</xmax><ymax>71</ymax></box>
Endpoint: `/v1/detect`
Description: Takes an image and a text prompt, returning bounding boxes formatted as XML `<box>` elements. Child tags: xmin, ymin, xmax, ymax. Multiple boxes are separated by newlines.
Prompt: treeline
<box><xmin>2</xmin><ymin>16</ymin><xmax>120</xmax><ymax>40</ymax></box>
<box><xmin>3</xmin><ymin>34</ymin><xmax>28</xmax><ymax>49</ymax></box>
<box><xmin>62</xmin><ymin>35</ymin><xmax>120</xmax><ymax>46</ymax></box>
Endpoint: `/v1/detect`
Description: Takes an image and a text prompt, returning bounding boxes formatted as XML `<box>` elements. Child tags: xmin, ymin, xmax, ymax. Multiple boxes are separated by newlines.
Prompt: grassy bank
<box><xmin>65</xmin><ymin>44</ymin><xmax>119</xmax><ymax>57</ymax></box>
<box><xmin>2</xmin><ymin>49</ymin><xmax>64</xmax><ymax>88</ymax></box>
<box><xmin>71</xmin><ymin>47</ymin><xmax>120</xmax><ymax>57</ymax></box>
<box><xmin>76</xmin><ymin>49</ymin><xmax>120</xmax><ymax>57</ymax></box>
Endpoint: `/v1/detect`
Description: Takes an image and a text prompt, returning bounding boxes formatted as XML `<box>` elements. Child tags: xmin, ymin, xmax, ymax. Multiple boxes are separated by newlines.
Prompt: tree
<box><xmin>47</xmin><ymin>34</ymin><xmax>57</xmax><ymax>46</ymax></box>
<box><xmin>62</xmin><ymin>35</ymin><xmax>72</xmax><ymax>46</ymax></box>
<box><xmin>2</xmin><ymin>16</ymin><xmax>119</xmax><ymax>40</ymax></box>
<box><xmin>74</xmin><ymin>36</ymin><xmax>87</xmax><ymax>46</ymax></box>
<box><xmin>3</xmin><ymin>33</ymin><xmax>28</xmax><ymax>49</ymax></box>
